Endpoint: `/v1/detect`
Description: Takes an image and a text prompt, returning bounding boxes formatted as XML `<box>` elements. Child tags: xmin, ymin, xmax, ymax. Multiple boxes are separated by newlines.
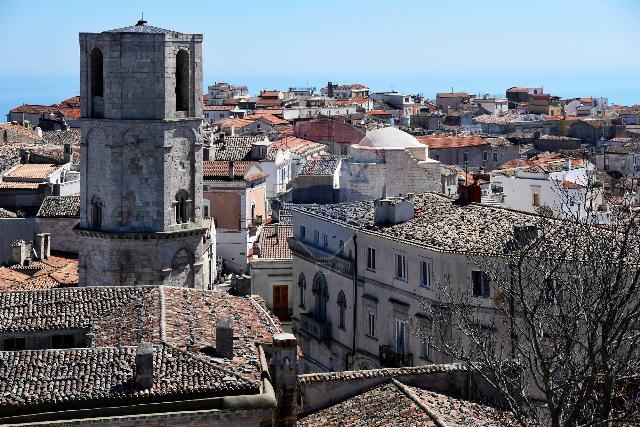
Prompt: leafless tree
<box><xmin>422</xmin><ymin>181</ymin><xmax>640</xmax><ymax>426</ymax></box>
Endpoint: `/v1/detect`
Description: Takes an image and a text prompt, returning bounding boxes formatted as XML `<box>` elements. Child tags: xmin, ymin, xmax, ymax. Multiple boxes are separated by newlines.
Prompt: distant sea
<box><xmin>2</xmin><ymin>71</ymin><xmax>639</xmax><ymax>120</ymax></box>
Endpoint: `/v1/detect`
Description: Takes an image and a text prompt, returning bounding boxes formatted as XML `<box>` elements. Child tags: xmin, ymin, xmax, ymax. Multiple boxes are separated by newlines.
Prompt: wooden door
<box><xmin>273</xmin><ymin>285</ymin><xmax>289</xmax><ymax>320</ymax></box>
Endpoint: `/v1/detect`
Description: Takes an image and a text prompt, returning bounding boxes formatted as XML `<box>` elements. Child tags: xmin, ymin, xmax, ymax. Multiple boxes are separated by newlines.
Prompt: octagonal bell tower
<box><xmin>76</xmin><ymin>19</ymin><xmax>209</xmax><ymax>288</ymax></box>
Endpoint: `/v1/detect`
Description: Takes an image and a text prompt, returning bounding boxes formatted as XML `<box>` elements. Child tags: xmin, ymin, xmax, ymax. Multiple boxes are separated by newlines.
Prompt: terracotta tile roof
<box><xmin>0</xmin><ymin>123</ymin><xmax>41</xmax><ymax>139</ymax></box>
<box><xmin>0</xmin><ymin>268</ymin><xmax>30</xmax><ymax>286</ymax></box>
<box><xmin>259</xmin><ymin>91</ymin><xmax>282</xmax><ymax>98</ymax></box>
<box><xmin>253</xmin><ymin>108</ymin><xmax>283</xmax><ymax>116</ymax></box>
<box><xmin>292</xmin><ymin>192</ymin><xmax>567</xmax><ymax>255</ymax></box>
<box><xmin>213</xmin><ymin>117</ymin><xmax>255</xmax><ymax>129</ymax></box>
<box><xmin>267</xmin><ymin>136</ymin><xmax>325</xmax><ymax>160</ymax></box>
<box><xmin>406</xmin><ymin>385</ymin><xmax>515</xmax><ymax>426</ymax></box>
<box><xmin>436</xmin><ymin>92</ymin><xmax>469</xmax><ymax>98</ymax></box>
<box><xmin>3</xmin><ymin>163</ymin><xmax>60</xmax><ymax>180</ymax></box>
<box><xmin>0</xmin><ymin>286</ymin><xmax>282</xmax><ymax>384</ymax></box>
<box><xmin>0</xmin><ymin>344</ymin><xmax>256</xmax><ymax>408</ymax></box>
<box><xmin>365</xmin><ymin>110</ymin><xmax>392</xmax><ymax>116</ymax></box>
<box><xmin>9</xmin><ymin>104</ymin><xmax>58</xmax><ymax>115</ymax></box>
<box><xmin>211</xmin><ymin>136</ymin><xmax>268</xmax><ymax>161</ymax></box>
<box><xmin>245</xmin><ymin>114</ymin><xmax>289</xmax><ymax>125</ymax></box>
<box><xmin>417</xmin><ymin>135</ymin><xmax>490</xmax><ymax>149</ymax></box>
<box><xmin>299</xmin><ymin>155</ymin><xmax>344</xmax><ymax>176</ymax></box>
<box><xmin>255</xmin><ymin>98</ymin><xmax>284</xmax><ymax>108</ymax></box>
<box><xmin>203</xmin><ymin>161</ymin><xmax>257</xmax><ymax>180</ymax></box>
<box><xmin>333</xmin><ymin>84</ymin><xmax>368</xmax><ymax>91</ymax></box>
<box><xmin>58</xmin><ymin>107</ymin><xmax>80</xmax><ymax>119</ymax></box>
<box><xmin>562</xmin><ymin>180</ymin><xmax>584</xmax><ymax>189</ymax></box>
<box><xmin>37</xmin><ymin>195</ymin><xmax>80</xmax><ymax>218</ymax></box>
<box><xmin>256</xmin><ymin>225</ymin><xmax>292</xmax><ymax>259</ymax></box>
<box><xmin>275</xmin><ymin>124</ymin><xmax>294</xmax><ymax>135</ymax></box>
<box><xmin>298</xmin><ymin>381</ymin><xmax>437</xmax><ymax>426</ymax></box>
<box><xmin>0</xmin><ymin>254</ymin><xmax>79</xmax><ymax>291</ymax></box>
<box><xmin>41</xmin><ymin>129</ymin><xmax>80</xmax><ymax>146</ymax></box>
<box><xmin>58</xmin><ymin>96</ymin><xmax>80</xmax><ymax>108</ymax></box>
<box><xmin>203</xmin><ymin>105</ymin><xmax>235</xmax><ymax>111</ymax></box>
<box><xmin>0</xmin><ymin>182</ymin><xmax>41</xmax><ymax>190</ymax></box>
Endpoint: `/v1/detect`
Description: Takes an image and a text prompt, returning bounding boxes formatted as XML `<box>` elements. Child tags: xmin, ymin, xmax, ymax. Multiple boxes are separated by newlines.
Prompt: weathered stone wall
<box><xmin>77</xmin><ymin>29</ymin><xmax>207</xmax><ymax>288</ymax></box>
<box><xmin>36</xmin><ymin>217</ymin><xmax>79</xmax><ymax>253</ymax></box>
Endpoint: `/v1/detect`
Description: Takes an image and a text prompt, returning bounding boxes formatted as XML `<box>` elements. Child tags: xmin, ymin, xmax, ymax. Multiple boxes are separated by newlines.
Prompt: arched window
<box><xmin>312</xmin><ymin>272</ymin><xmax>329</xmax><ymax>322</ymax></box>
<box><xmin>91</xmin><ymin>196</ymin><xmax>103</xmax><ymax>229</ymax></box>
<box><xmin>175</xmin><ymin>50</ymin><xmax>189</xmax><ymax>112</ymax></box>
<box><xmin>298</xmin><ymin>273</ymin><xmax>306</xmax><ymax>308</ymax></box>
<box><xmin>175</xmin><ymin>190</ymin><xmax>190</xmax><ymax>224</ymax></box>
<box><xmin>337</xmin><ymin>291</ymin><xmax>346</xmax><ymax>330</ymax></box>
<box><xmin>90</xmin><ymin>47</ymin><xmax>104</xmax><ymax>97</ymax></box>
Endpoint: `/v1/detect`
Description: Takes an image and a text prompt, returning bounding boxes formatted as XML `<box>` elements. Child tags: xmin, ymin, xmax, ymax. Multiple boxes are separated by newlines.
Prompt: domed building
<box><xmin>339</xmin><ymin>127</ymin><xmax>441</xmax><ymax>201</ymax></box>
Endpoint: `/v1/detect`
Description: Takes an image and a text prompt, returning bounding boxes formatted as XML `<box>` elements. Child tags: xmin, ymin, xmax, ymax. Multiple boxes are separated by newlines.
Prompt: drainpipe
<box><xmin>348</xmin><ymin>233</ymin><xmax>358</xmax><ymax>370</ymax></box>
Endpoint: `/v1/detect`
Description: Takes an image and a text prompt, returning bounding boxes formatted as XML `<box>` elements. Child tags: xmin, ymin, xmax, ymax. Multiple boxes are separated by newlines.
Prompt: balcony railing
<box><xmin>379</xmin><ymin>345</ymin><xmax>413</xmax><ymax>368</ymax></box>
<box><xmin>299</xmin><ymin>312</ymin><xmax>332</xmax><ymax>342</ymax></box>
<box><xmin>287</xmin><ymin>237</ymin><xmax>354</xmax><ymax>278</ymax></box>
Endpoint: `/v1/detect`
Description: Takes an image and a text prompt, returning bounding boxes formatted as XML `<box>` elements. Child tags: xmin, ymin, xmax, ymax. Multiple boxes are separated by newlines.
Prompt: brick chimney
<box><xmin>271</xmin><ymin>333</ymin><xmax>298</xmax><ymax>427</ymax></box>
<box><xmin>135</xmin><ymin>343</ymin><xmax>154</xmax><ymax>389</ymax></box>
<box><xmin>216</xmin><ymin>317</ymin><xmax>234</xmax><ymax>359</ymax></box>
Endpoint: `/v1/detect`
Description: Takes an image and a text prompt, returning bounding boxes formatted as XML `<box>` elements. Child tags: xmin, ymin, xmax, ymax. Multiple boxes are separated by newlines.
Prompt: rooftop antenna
<box><xmin>137</xmin><ymin>11</ymin><xmax>147</xmax><ymax>26</ymax></box>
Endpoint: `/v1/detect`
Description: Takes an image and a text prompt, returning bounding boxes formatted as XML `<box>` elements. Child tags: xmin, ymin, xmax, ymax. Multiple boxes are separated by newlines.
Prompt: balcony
<box><xmin>379</xmin><ymin>345</ymin><xmax>413</xmax><ymax>368</ymax></box>
<box><xmin>299</xmin><ymin>312</ymin><xmax>332</xmax><ymax>343</ymax></box>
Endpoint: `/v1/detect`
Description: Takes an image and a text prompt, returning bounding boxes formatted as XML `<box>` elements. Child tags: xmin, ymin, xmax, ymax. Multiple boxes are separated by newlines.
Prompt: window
<box><xmin>463</xmin><ymin>152</ymin><xmax>468</xmax><ymax>162</ymax></box>
<box><xmin>493</xmin><ymin>152</ymin><xmax>498</xmax><ymax>163</ymax></box>
<box><xmin>337</xmin><ymin>291</ymin><xmax>346</xmax><ymax>330</ymax></box>
<box><xmin>434</xmin><ymin>154</ymin><xmax>440</xmax><ymax>161</ymax></box>
<box><xmin>483</xmin><ymin>151</ymin><xmax>488</xmax><ymax>162</ymax></box>
<box><xmin>90</xmin><ymin>196</ymin><xmax>103</xmax><ymax>229</ymax></box>
<box><xmin>175</xmin><ymin>49</ymin><xmax>189</xmax><ymax>112</ymax></box>
<box><xmin>532</xmin><ymin>193</ymin><xmax>540</xmax><ymax>207</ymax></box>
<box><xmin>90</xmin><ymin>47</ymin><xmax>104</xmax><ymax>97</ymax></box>
<box><xmin>471</xmin><ymin>270</ymin><xmax>490</xmax><ymax>298</ymax></box>
<box><xmin>395</xmin><ymin>253</ymin><xmax>407</xmax><ymax>281</ymax></box>
<box><xmin>420</xmin><ymin>259</ymin><xmax>432</xmax><ymax>288</ymax></box>
<box><xmin>175</xmin><ymin>191</ymin><xmax>190</xmax><ymax>224</ymax></box>
<box><xmin>313</xmin><ymin>230</ymin><xmax>320</xmax><ymax>245</ymax></box>
<box><xmin>421</xmin><ymin>337</ymin><xmax>430</xmax><ymax>360</ymax></box>
<box><xmin>339</xmin><ymin>240</ymin><xmax>345</xmax><ymax>255</ymax></box>
<box><xmin>3</xmin><ymin>337</ymin><xmax>25</xmax><ymax>351</ymax></box>
<box><xmin>312</xmin><ymin>272</ymin><xmax>329</xmax><ymax>322</ymax></box>
<box><xmin>300</xmin><ymin>226</ymin><xmax>306</xmax><ymax>240</ymax></box>
<box><xmin>298</xmin><ymin>273</ymin><xmax>306</xmax><ymax>307</ymax></box>
<box><xmin>395</xmin><ymin>319</ymin><xmax>407</xmax><ymax>355</ymax></box>
<box><xmin>419</xmin><ymin>319</ymin><xmax>432</xmax><ymax>360</ymax></box>
<box><xmin>322</xmin><ymin>233</ymin><xmax>328</xmax><ymax>249</ymax></box>
<box><xmin>544</xmin><ymin>278</ymin><xmax>563</xmax><ymax>306</ymax></box>
<box><xmin>367</xmin><ymin>310</ymin><xmax>376</xmax><ymax>337</ymax></box>
<box><xmin>366</xmin><ymin>247</ymin><xmax>376</xmax><ymax>270</ymax></box>
<box><xmin>52</xmin><ymin>334</ymin><xmax>74</xmax><ymax>349</ymax></box>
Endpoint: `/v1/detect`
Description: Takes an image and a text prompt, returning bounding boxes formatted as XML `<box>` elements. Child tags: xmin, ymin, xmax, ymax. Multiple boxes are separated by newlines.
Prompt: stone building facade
<box><xmin>76</xmin><ymin>20</ymin><xmax>210</xmax><ymax>288</ymax></box>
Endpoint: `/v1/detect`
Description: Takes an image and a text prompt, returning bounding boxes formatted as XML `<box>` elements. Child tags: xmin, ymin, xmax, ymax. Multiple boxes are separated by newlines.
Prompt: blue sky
<box><xmin>1</xmin><ymin>0</ymin><xmax>639</xmax><ymax>115</ymax></box>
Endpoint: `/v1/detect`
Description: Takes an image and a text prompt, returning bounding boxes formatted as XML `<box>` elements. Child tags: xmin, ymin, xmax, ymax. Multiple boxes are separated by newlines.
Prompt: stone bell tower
<box><xmin>76</xmin><ymin>19</ymin><xmax>209</xmax><ymax>288</ymax></box>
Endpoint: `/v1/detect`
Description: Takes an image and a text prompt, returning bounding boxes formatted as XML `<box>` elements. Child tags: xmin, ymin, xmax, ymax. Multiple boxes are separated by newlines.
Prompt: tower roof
<box><xmin>104</xmin><ymin>19</ymin><xmax>181</xmax><ymax>34</ymax></box>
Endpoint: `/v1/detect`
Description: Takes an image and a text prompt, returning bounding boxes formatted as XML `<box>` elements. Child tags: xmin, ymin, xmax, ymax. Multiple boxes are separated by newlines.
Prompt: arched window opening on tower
<box><xmin>175</xmin><ymin>191</ymin><xmax>190</xmax><ymax>224</ymax></box>
<box><xmin>175</xmin><ymin>50</ymin><xmax>189</xmax><ymax>112</ymax></box>
<box><xmin>90</xmin><ymin>47</ymin><xmax>104</xmax><ymax>97</ymax></box>
<box><xmin>337</xmin><ymin>291</ymin><xmax>347</xmax><ymax>330</ymax></box>
<box><xmin>91</xmin><ymin>196</ymin><xmax>103</xmax><ymax>229</ymax></box>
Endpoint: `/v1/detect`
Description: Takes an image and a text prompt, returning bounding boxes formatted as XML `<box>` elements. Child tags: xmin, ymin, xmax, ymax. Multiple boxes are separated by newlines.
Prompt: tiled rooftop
<box><xmin>256</xmin><ymin>225</ymin><xmax>293</xmax><ymax>260</ymax></box>
<box><xmin>298</xmin><ymin>381</ymin><xmax>436</xmax><ymax>426</ymax></box>
<box><xmin>0</xmin><ymin>286</ymin><xmax>282</xmax><ymax>385</ymax></box>
<box><xmin>0</xmin><ymin>254</ymin><xmax>78</xmax><ymax>291</ymax></box>
<box><xmin>41</xmin><ymin>129</ymin><xmax>81</xmax><ymax>146</ymax></box>
<box><xmin>104</xmin><ymin>21</ymin><xmax>181</xmax><ymax>34</ymax></box>
<box><xmin>0</xmin><ymin>344</ymin><xmax>255</xmax><ymax>408</ymax></box>
<box><xmin>418</xmin><ymin>135</ymin><xmax>491</xmax><ymax>149</ymax></box>
<box><xmin>3</xmin><ymin>163</ymin><xmax>60</xmax><ymax>180</ymax></box>
<box><xmin>36</xmin><ymin>195</ymin><xmax>80</xmax><ymax>218</ymax></box>
<box><xmin>0</xmin><ymin>182</ymin><xmax>40</xmax><ymax>190</ymax></box>
<box><xmin>266</xmin><ymin>136</ymin><xmax>325</xmax><ymax>161</ymax></box>
<box><xmin>299</xmin><ymin>155</ymin><xmax>346</xmax><ymax>176</ymax></box>
<box><xmin>0</xmin><ymin>207</ymin><xmax>17</xmax><ymax>218</ymax></box>
<box><xmin>292</xmin><ymin>192</ymin><xmax>549</xmax><ymax>255</ymax></box>
<box><xmin>0</xmin><ymin>123</ymin><xmax>41</xmax><ymax>140</ymax></box>
<box><xmin>203</xmin><ymin>160</ymin><xmax>253</xmax><ymax>179</ymax></box>
<box><xmin>212</xmin><ymin>135</ymin><xmax>269</xmax><ymax>161</ymax></box>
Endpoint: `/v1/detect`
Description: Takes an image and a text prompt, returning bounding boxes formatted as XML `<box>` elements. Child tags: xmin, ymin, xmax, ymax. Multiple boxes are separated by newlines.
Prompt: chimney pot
<box><xmin>135</xmin><ymin>343</ymin><xmax>154</xmax><ymax>389</ymax></box>
<box><xmin>216</xmin><ymin>317</ymin><xmax>234</xmax><ymax>359</ymax></box>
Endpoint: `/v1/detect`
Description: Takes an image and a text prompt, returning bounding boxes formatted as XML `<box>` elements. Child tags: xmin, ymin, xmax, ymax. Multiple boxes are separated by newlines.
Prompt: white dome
<box><xmin>358</xmin><ymin>127</ymin><xmax>423</xmax><ymax>148</ymax></box>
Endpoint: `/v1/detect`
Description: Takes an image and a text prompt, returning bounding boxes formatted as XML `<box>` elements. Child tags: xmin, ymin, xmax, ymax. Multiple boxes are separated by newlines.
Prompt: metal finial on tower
<box><xmin>136</xmin><ymin>12</ymin><xmax>147</xmax><ymax>26</ymax></box>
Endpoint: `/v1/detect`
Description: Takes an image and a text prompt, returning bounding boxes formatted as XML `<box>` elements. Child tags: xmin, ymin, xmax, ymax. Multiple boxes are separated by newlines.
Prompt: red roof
<box><xmin>245</xmin><ymin>114</ymin><xmax>289</xmax><ymax>125</ymax></box>
<box><xmin>562</xmin><ymin>180</ymin><xmax>584</xmax><ymax>189</ymax></box>
<box><xmin>417</xmin><ymin>135</ymin><xmax>488</xmax><ymax>149</ymax></box>
<box><xmin>9</xmin><ymin>105</ymin><xmax>57</xmax><ymax>114</ymax></box>
<box><xmin>366</xmin><ymin>110</ymin><xmax>392</xmax><ymax>116</ymax></box>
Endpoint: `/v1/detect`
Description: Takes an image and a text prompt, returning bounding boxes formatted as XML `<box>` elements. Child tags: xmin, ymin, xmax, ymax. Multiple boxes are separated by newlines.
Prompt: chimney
<box><xmin>135</xmin><ymin>343</ymin><xmax>154</xmax><ymax>389</ymax></box>
<box><xmin>564</xmin><ymin>158</ymin><xmax>571</xmax><ymax>171</ymax></box>
<box><xmin>63</xmin><ymin>143</ymin><xmax>72</xmax><ymax>163</ymax></box>
<box><xmin>43</xmin><ymin>233</ymin><xmax>51</xmax><ymax>259</ymax></box>
<box><xmin>229</xmin><ymin>161</ymin><xmax>235</xmax><ymax>180</ymax></box>
<box><xmin>33</xmin><ymin>233</ymin><xmax>45</xmax><ymax>260</ymax></box>
<box><xmin>216</xmin><ymin>317</ymin><xmax>234</xmax><ymax>359</ymax></box>
<box><xmin>271</xmin><ymin>333</ymin><xmax>298</xmax><ymax>427</ymax></box>
<box><xmin>513</xmin><ymin>223</ymin><xmax>538</xmax><ymax>247</ymax></box>
<box><xmin>10</xmin><ymin>239</ymin><xmax>30</xmax><ymax>266</ymax></box>
<box><xmin>374</xmin><ymin>198</ymin><xmax>414</xmax><ymax>227</ymax></box>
